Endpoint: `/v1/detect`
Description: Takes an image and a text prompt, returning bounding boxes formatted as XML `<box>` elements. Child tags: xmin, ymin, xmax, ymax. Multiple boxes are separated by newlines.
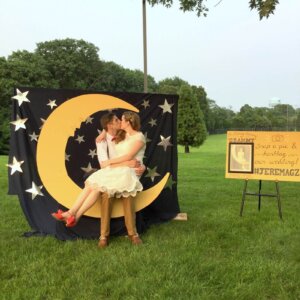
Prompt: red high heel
<box><xmin>51</xmin><ymin>209</ymin><xmax>65</xmax><ymax>221</ymax></box>
<box><xmin>65</xmin><ymin>215</ymin><xmax>77</xmax><ymax>227</ymax></box>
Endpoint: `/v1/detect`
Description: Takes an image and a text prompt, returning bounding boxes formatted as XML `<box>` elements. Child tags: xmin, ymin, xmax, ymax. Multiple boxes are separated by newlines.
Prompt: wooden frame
<box><xmin>228</xmin><ymin>142</ymin><xmax>254</xmax><ymax>174</ymax></box>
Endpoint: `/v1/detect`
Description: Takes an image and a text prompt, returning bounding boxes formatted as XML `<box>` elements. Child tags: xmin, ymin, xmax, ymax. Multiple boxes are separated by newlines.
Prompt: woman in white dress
<box><xmin>51</xmin><ymin>112</ymin><xmax>145</xmax><ymax>241</ymax></box>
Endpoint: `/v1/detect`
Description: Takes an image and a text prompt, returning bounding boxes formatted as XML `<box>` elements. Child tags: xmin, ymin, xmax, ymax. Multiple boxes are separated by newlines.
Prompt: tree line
<box><xmin>0</xmin><ymin>38</ymin><xmax>299</xmax><ymax>154</ymax></box>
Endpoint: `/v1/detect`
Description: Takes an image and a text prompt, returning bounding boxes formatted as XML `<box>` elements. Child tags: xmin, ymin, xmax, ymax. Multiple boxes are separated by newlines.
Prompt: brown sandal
<box><xmin>98</xmin><ymin>236</ymin><xmax>109</xmax><ymax>248</ymax></box>
<box><xmin>129</xmin><ymin>234</ymin><xmax>143</xmax><ymax>245</ymax></box>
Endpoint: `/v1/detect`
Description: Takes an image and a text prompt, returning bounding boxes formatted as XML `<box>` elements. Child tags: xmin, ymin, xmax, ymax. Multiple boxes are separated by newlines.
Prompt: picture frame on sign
<box><xmin>228</xmin><ymin>143</ymin><xmax>254</xmax><ymax>173</ymax></box>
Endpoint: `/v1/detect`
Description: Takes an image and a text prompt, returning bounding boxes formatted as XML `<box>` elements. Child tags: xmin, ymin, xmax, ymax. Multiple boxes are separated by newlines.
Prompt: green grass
<box><xmin>0</xmin><ymin>134</ymin><xmax>299</xmax><ymax>299</ymax></box>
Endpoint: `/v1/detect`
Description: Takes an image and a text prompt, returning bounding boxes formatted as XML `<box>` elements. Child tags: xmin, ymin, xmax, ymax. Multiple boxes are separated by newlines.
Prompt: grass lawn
<box><xmin>0</xmin><ymin>134</ymin><xmax>299</xmax><ymax>299</ymax></box>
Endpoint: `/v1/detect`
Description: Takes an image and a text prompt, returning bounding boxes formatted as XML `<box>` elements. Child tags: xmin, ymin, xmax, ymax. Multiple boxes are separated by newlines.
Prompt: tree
<box><xmin>157</xmin><ymin>76</ymin><xmax>188</xmax><ymax>93</ymax></box>
<box><xmin>269</xmin><ymin>104</ymin><xmax>295</xmax><ymax>130</ymax></box>
<box><xmin>191</xmin><ymin>85</ymin><xmax>209</xmax><ymax>128</ymax></box>
<box><xmin>92</xmin><ymin>61</ymin><xmax>157</xmax><ymax>92</ymax></box>
<box><xmin>177</xmin><ymin>85</ymin><xmax>207</xmax><ymax>153</ymax></box>
<box><xmin>206</xmin><ymin>99</ymin><xmax>235</xmax><ymax>133</ymax></box>
<box><xmin>0</xmin><ymin>52</ymin><xmax>57</xmax><ymax>154</ymax></box>
<box><xmin>0</xmin><ymin>108</ymin><xmax>10</xmax><ymax>154</ymax></box>
<box><xmin>296</xmin><ymin>112</ymin><xmax>300</xmax><ymax>131</ymax></box>
<box><xmin>35</xmin><ymin>38</ymin><xmax>100</xmax><ymax>89</ymax></box>
<box><xmin>147</xmin><ymin>0</ymin><xmax>279</xmax><ymax>19</ymax></box>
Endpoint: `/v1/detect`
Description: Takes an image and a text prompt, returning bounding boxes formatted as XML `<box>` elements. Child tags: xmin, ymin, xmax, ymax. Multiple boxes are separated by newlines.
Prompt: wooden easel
<box><xmin>240</xmin><ymin>179</ymin><xmax>282</xmax><ymax>219</ymax></box>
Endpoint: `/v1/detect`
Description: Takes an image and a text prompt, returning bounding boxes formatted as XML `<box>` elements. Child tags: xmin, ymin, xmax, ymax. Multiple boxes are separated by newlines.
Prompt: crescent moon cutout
<box><xmin>36</xmin><ymin>94</ymin><xmax>169</xmax><ymax>218</ymax></box>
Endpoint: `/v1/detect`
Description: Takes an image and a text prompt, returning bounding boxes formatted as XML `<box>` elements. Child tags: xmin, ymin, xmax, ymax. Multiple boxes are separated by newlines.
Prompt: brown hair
<box><xmin>122</xmin><ymin>111</ymin><xmax>141</xmax><ymax>131</ymax></box>
<box><xmin>114</xmin><ymin>129</ymin><xmax>127</xmax><ymax>144</ymax></box>
<box><xmin>100</xmin><ymin>113</ymin><xmax>116</xmax><ymax>131</ymax></box>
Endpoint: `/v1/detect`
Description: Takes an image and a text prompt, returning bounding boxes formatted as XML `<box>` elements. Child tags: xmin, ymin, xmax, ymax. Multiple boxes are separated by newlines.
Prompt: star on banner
<box><xmin>10</xmin><ymin>115</ymin><xmax>28</xmax><ymax>131</ymax></box>
<box><xmin>29</xmin><ymin>132</ymin><xmax>39</xmax><ymax>142</ymax></box>
<box><xmin>144</xmin><ymin>132</ymin><xmax>152</xmax><ymax>143</ymax></box>
<box><xmin>47</xmin><ymin>99</ymin><xmax>57</xmax><ymax>110</ymax></box>
<box><xmin>88</xmin><ymin>149</ymin><xmax>97</xmax><ymax>159</ymax></box>
<box><xmin>159</xmin><ymin>99</ymin><xmax>174</xmax><ymax>114</ymax></box>
<box><xmin>39</xmin><ymin>118</ymin><xmax>46</xmax><ymax>129</ymax></box>
<box><xmin>148</xmin><ymin>118</ymin><xmax>157</xmax><ymax>127</ymax></box>
<box><xmin>26</xmin><ymin>182</ymin><xmax>44</xmax><ymax>200</ymax></box>
<box><xmin>85</xmin><ymin>117</ymin><xmax>94</xmax><ymax>124</ymax></box>
<box><xmin>141</xmin><ymin>99</ymin><xmax>150</xmax><ymax>109</ymax></box>
<box><xmin>75</xmin><ymin>135</ymin><xmax>85</xmax><ymax>144</ymax></box>
<box><xmin>81</xmin><ymin>163</ymin><xmax>97</xmax><ymax>174</ymax></box>
<box><xmin>6</xmin><ymin>157</ymin><xmax>24</xmax><ymax>175</ymax></box>
<box><xmin>65</xmin><ymin>153</ymin><xmax>71</xmax><ymax>161</ymax></box>
<box><xmin>11</xmin><ymin>89</ymin><xmax>30</xmax><ymax>106</ymax></box>
<box><xmin>145</xmin><ymin>166</ymin><xmax>161</xmax><ymax>182</ymax></box>
<box><xmin>164</xmin><ymin>175</ymin><xmax>176</xmax><ymax>190</ymax></box>
<box><xmin>157</xmin><ymin>135</ymin><xmax>173</xmax><ymax>151</ymax></box>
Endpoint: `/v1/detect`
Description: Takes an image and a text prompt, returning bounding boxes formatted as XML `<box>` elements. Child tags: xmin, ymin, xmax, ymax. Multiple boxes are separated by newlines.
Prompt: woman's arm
<box><xmin>95</xmin><ymin>130</ymin><xmax>106</xmax><ymax>143</ymax></box>
<box><xmin>110</xmin><ymin>159</ymin><xmax>141</xmax><ymax>168</ymax></box>
<box><xmin>102</xmin><ymin>140</ymin><xmax>144</xmax><ymax>167</ymax></box>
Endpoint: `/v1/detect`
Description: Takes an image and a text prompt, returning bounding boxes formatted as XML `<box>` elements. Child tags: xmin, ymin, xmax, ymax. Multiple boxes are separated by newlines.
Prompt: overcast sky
<box><xmin>0</xmin><ymin>0</ymin><xmax>299</xmax><ymax>111</ymax></box>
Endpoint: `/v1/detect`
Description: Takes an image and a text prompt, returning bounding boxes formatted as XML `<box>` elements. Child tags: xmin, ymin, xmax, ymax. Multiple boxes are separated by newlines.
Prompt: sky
<box><xmin>0</xmin><ymin>0</ymin><xmax>299</xmax><ymax>111</ymax></box>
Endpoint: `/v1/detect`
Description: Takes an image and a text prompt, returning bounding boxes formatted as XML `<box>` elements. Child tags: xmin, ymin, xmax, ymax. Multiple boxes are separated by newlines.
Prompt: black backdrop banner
<box><xmin>7</xmin><ymin>87</ymin><xmax>180</xmax><ymax>240</ymax></box>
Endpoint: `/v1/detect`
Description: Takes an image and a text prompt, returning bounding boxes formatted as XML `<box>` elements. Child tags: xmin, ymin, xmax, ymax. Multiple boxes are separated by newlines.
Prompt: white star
<box><xmin>145</xmin><ymin>166</ymin><xmax>161</xmax><ymax>182</ymax></box>
<box><xmin>65</xmin><ymin>153</ymin><xmax>71</xmax><ymax>161</ymax></box>
<box><xmin>10</xmin><ymin>115</ymin><xmax>28</xmax><ymax>131</ymax></box>
<box><xmin>141</xmin><ymin>99</ymin><xmax>150</xmax><ymax>109</ymax></box>
<box><xmin>157</xmin><ymin>135</ymin><xmax>173</xmax><ymax>151</ymax></box>
<box><xmin>47</xmin><ymin>99</ymin><xmax>57</xmax><ymax>110</ymax></box>
<box><xmin>148</xmin><ymin>118</ymin><xmax>157</xmax><ymax>127</ymax></box>
<box><xmin>81</xmin><ymin>163</ymin><xmax>97</xmax><ymax>174</ymax></box>
<box><xmin>29</xmin><ymin>132</ymin><xmax>39</xmax><ymax>142</ymax></box>
<box><xmin>26</xmin><ymin>182</ymin><xmax>44</xmax><ymax>200</ymax></box>
<box><xmin>144</xmin><ymin>132</ymin><xmax>152</xmax><ymax>143</ymax></box>
<box><xmin>11</xmin><ymin>89</ymin><xmax>30</xmax><ymax>106</ymax></box>
<box><xmin>85</xmin><ymin>116</ymin><xmax>94</xmax><ymax>124</ymax></box>
<box><xmin>39</xmin><ymin>118</ymin><xmax>46</xmax><ymax>129</ymax></box>
<box><xmin>88</xmin><ymin>149</ymin><xmax>97</xmax><ymax>159</ymax></box>
<box><xmin>164</xmin><ymin>175</ymin><xmax>176</xmax><ymax>190</ymax></box>
<box><xmin>159</xmin><ymin>99</ymin><xmax>174</xmax><ymax>114</ymax></box>
<box><xmin>75</xmin><ymin>135</ymin><xmax>85</xmax><ymax>144</ymax></box>
<box><xmin>6</xmin><ymin>156</ymin><xmax>24</xmax><ymax>175</ymax></box>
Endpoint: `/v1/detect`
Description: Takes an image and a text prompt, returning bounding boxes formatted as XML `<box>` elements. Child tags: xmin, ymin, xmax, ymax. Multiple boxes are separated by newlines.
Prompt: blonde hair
<box><xmin>114</xmin><ymin>129</ymin><xmax>126</xmax><ymax>144</ymax></box>
<box><xmin>122</xmin><ymin>111</ymin><xmax>141</xmax><ymax>131</ymax></box>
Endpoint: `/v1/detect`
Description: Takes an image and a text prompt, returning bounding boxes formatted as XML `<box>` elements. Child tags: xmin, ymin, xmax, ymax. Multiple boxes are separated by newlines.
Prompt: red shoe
<box><xmin>51</xmin><ymin>209</ymin><xmax>65</xmax><ymax>221</ymax></box>
<box><xmin>65</xmin><ymin>215</ymin><xmax>77</xmax><ymax>227</ymax></box>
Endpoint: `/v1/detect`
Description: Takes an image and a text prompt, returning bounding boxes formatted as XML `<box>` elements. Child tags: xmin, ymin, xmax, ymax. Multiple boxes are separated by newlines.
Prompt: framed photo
<box><xmin>228</xmin><ymin>143</ymin><xmax>254</xmax><ymax>173</ymax></box>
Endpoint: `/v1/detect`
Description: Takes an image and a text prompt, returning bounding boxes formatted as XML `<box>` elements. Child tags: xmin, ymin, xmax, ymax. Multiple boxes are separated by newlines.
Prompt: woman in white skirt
<box><xmin>51</xmin><ymin>111</ymin><xmax>145</xmax><ymax>243</ymax></box>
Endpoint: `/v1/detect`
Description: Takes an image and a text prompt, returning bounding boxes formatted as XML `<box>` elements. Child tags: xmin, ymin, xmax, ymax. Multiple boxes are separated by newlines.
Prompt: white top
<box><xmin>115</xmin><ymin>132</ymin><xmax>146</xmax><ymax>163</ymax></box>
<box><xmin>96</xmin><ymin>132</ymin><xmax>117</xmax><ymax>163</ymax></box>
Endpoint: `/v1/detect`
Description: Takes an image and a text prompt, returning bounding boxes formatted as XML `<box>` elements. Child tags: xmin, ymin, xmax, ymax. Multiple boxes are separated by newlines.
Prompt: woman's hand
<box><xmin>95</xmin><ymin>129</ymin><xmax>106</xmax><ymax>143</ymax></box>
<box><xmin>135</xmin><ymin>164</ymin><xmax>146</xmax><ymax>176</ymax></box>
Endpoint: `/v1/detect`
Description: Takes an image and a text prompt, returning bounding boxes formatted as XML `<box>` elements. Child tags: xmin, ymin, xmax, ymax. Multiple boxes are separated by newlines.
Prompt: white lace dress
<box><xmin>85</xmin><ymin>132</ymin><xmax>146</xmax><ymax>198</ymax></box>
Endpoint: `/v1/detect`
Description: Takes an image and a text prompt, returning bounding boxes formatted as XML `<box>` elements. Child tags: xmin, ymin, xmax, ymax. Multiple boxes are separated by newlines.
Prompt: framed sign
<box><xmin>225</xmin><ymin>131</ymin><xmax>300</xmax><ymax>182</ymax></box>
<box><xmin>228</xmin><ymin>143</ymin><xmax>254</xmax><ymax>173</ymax></box>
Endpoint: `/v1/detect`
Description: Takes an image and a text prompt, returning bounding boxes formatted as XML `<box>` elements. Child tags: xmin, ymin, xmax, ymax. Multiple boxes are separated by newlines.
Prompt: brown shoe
<box><xmin>129</xmin><ymin>234</ymin><xmax>143</xmax><ymax>245</ymax></box>
<box><xmin>98</xmin><ymin>236</ymin><xmax>109</xmax><ymax>248</ymax></box>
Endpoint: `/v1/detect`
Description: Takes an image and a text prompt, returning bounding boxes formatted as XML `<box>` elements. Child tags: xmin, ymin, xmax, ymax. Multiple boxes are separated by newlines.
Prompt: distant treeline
<box><xmin>1</xmin><ymin>38</ymin><xmax>299</xmax><ymax>154</ymax></box>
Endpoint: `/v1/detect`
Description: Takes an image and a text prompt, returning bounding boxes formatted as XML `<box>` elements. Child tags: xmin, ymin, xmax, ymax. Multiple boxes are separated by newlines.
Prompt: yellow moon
<box><xmin>36</xmin><ymin>94</ymin><xmax>169</xmax><ymax>218</ymax></box>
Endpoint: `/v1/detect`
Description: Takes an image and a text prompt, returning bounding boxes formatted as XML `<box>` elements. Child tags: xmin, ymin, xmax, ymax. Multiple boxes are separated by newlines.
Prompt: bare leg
<box><xmin>75</xmin><ymin>190</ymin><xmax>99</xmax><ymax>221</ymax></box>
<box><xmin>61</xmin><ymin>186</ymin><xmax>92</xmax><ymax>218</ymax></box>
